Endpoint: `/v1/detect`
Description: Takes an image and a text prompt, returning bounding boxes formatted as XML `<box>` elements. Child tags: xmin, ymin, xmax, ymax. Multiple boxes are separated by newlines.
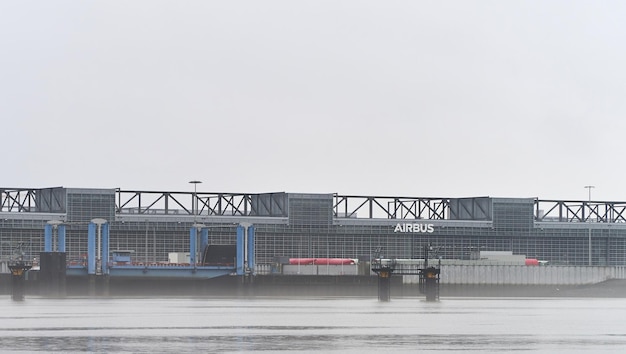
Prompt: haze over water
<box><xmin>1</xmin><ymin>296</ymin><xmax>625</xmax><ymax>353</ymax></box>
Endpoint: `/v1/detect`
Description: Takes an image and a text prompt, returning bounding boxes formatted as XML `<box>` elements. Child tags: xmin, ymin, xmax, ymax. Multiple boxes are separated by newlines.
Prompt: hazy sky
<box><xmin>2</xmin><ymin>1</ymin><xmax>625</xmax><ymax>201</ymax></box>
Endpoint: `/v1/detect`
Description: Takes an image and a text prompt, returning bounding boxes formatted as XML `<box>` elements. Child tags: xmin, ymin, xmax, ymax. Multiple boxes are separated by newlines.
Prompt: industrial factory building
<box><xmin>2</xmin><ymin>187</ymin><xmax>626</xmax><ymax>272</ymax></box>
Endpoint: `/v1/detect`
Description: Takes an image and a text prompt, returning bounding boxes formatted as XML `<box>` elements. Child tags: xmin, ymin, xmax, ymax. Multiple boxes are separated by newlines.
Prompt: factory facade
<box><xmin>2</xmin><ymin>187</ymin><xmax>626</xmax><ymax>269</ymax></box>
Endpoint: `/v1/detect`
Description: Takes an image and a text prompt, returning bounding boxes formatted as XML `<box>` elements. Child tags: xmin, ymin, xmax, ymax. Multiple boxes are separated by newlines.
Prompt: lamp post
<box><xmin>584</xmin><ymin>185</ymin><xmax>595</xmax><ymax>266</ymax></box>
<box><xmin>189</xmin><ymin>180</ymin><xmax>202</xmax><ymax>222</ymax></box>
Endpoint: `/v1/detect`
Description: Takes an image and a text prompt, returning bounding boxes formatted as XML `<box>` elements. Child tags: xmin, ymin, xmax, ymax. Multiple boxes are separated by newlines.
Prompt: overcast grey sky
<box><xmin>2</xmin><ymin>1</ymin><xmax>625</xmax><ymax>200</ymax></box>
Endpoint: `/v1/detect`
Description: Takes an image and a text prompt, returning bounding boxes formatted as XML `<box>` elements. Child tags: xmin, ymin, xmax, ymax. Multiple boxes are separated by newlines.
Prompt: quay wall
<box><xmin>261</xmin><ymin>263</ymin><xmax>626</xmax><ymax>286</ymax></box>
<box><xmin>3</xmin><ymin>272</ymin><xmax>626</xmax><ymax>298</ymax></box>
<box><xmin>4</xmin><ymin>264</ymin><xmax>626</xmax><ymax>297</ymax></box>
<box><xmin>403</xmin><ymin>265</ymin><xmax>626</xmax><ymax>285</ymax></box>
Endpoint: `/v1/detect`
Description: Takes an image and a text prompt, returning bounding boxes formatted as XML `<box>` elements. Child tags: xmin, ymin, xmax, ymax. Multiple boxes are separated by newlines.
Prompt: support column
<box><xmin>418</xmin><ymin>245</ymin><xmax>441</xmax><ymax>302</ymax></box>
<box><xmin>200</xmin><ymin>227</ymin><xmax>209</xmax><ymax>262</ymax></box>
<box><xmin>236</xmin><ymin>225</ymin><xmax>245</xmax><ymax>275</ymax></box>
<box><xmin>377</xmin><ymin>270</ymin><xmax>392</xmax><ymax>302</ymax></box>
<box><xmin>58</xmin><ymin>225</ymin><xmax>66</xmax><ymax>253</ymax></box>
<box><xmin>9</xmin><ymin>262</ymin><xmax>32</xmax><ymax>301</ymax></box>
<box><xmin>371</xmin><ymin>257</ymin><xmax>395</xmax><ymax>302</ymax></box>
<box><xmin>419</xmin><ymin>267</ymin><xmax>440</xmax><ymax>302</ymax></box>
<box><xmin>41</xmin><ymin>221</ymin><xmax>67</xmax><ymax>298</ymax></box>
<box><xmin>190</xmin><ymin>224</ymin><xmax>206</xmax><ymax>267</ymax></box>
<box><xmin>88</xmin><ymin>218</ymin><xmax>108</xmax><ymax>296</ymax></box>
<box><xmin>87</xmin><ymin>222</ymin><xmax>96</xmax><ymax>275</ymax></box>
<box><xmin>44</xmin><ymin>224</ymin><xmax>53</xmax><ymax>252</ymax></box>
<box><xmin>247</xmin><ymin>225</ymin><xmax>255</xmax><ymax>275</ymax></box>
<box><xmin>190</xmin><ymin>227</ymin><xmax>198</xmax><ymax>266</ymax></box>
<box><xmin>101</xmin><ymin>223</ymin><xmax>110</xmax><ymax>275</ymax></box>
<box><xmin>45</xmin><ymin>220</ymin><xmax>65</xmax><ymax>252</ymax></box>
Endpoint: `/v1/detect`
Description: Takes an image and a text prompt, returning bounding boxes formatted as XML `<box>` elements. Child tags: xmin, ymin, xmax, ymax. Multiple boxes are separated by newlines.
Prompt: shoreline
<box><xmin>3</xmin><ymin>274</ymin><xmax>626</xmax><ymax>298</ymax></box>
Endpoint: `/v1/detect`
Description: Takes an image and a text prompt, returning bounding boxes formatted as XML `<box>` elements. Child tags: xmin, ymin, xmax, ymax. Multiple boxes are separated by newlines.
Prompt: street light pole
<box><xmin>189</xmin><ymin>180</ymin><xmax>202</xmax><ymax>222</ymax></box>
<box><xmin>584</xmin><ymin>185</ymin><xmax>595</xmax><ymax>266</ymax></box>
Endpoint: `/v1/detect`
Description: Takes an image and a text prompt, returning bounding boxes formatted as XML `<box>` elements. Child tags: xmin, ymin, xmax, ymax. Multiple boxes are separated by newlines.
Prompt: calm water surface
<box><xmin>1</xmin><ymin>296</ymin><xmax>625</xmax><ymax>353</ymax></box>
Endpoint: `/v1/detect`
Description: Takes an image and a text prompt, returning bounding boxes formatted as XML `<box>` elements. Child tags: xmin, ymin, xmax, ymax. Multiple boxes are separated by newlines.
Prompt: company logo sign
<box><xmin>394</xmin><ymin>223</ymin><xmax>434</xmax><ymax>233</ymax></box>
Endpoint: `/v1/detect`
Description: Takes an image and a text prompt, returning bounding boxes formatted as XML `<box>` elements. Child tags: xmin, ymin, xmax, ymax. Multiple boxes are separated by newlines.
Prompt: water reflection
<box><xmin>1</xmin><ymin>297</ymin><xmax>625</xmax><ymax>353</ymax></box>
<box><xmin>1</xmin><ymin>334</ymin><xmax>625</xmax><ymax>353</ymax></box>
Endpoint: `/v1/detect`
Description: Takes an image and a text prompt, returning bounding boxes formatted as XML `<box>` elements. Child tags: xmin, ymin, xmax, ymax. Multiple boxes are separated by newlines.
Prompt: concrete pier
<box><xmin>39</xmin><ymin>252</ymin><xmax>67</xmax><ymax>297</ymax></box>
<box><xmin>9</xmin><ymin>262</ymin><xmax>31</xmax><ymax>301</ymax></box>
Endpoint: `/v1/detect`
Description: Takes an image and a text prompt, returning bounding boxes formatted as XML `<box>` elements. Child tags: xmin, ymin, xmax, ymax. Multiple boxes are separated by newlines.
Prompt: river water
<box><xmin>1</xmin><ymin>296</ymin><xmax>625</xmax><ymax>353</ymax></box>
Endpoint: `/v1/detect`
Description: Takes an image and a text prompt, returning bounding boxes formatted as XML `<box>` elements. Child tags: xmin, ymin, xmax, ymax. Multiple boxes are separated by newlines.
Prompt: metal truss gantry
<box><xmin>333</xmin><ymin>195</ymin><xmax>450</xmax><ymax>219</ymax></box>
<box><xmin>3</xmin><ymin>187</ymin><xmax>626</xmax><ymax>223</ymax></box>
<box><xmin>115</xmin><ymin>190</ymin><xmax>288</xmax><ymax>217</ymax></box>
<box><xmin>535</xmin><ymin>200</ymin><xmax>626</xmax><ymax>223</ymax></box>
<box><xmin>1</xmin><ymin>188</ymin><xmax>65</xmax><ymax>213</ymax></box>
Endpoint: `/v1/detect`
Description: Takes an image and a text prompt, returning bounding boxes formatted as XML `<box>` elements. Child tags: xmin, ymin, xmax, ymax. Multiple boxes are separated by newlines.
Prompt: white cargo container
<box><xmin>168</xmin><ymin>252</ymin><xmax>190</xmax><ymax>264</ymax></box>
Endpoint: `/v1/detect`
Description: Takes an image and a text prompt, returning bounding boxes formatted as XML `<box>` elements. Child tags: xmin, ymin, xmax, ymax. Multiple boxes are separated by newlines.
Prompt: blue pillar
<box><xmin>236</xmin><ymin>225</ymin><xmax>245</xmax><ymax>275</ymax></box>
<box><xmin>101</xmin><ymin>223</ymin><xmax>109</xmax><ymax>275</ymax></box>
<box><xmin>200</xmin><ymin>227</ymin><xmax>209</xmax><ymax>260</ymax></box>
<box><xmin>247</xmin><ymin>225</ymin><xmax>255</xmax><ymax>275</ymax></box>
<box><xmin>189</xmin><ymin>227</ymin><xmax>197</xmax><ymax>266</ymax></box>
<box><xmin>58</xmin><ymin>225</ymin><xmax>66</xmax><ymax>253</ymax></box>
<box><xmin>87</xmin><ymin>222</ymin><xmax>96</xmax><ymax>275</ymax></box>
<box><xmin>44</xmin><ymin>224</ymin><xmax>53</xmax><ymax>252</ymax></box>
